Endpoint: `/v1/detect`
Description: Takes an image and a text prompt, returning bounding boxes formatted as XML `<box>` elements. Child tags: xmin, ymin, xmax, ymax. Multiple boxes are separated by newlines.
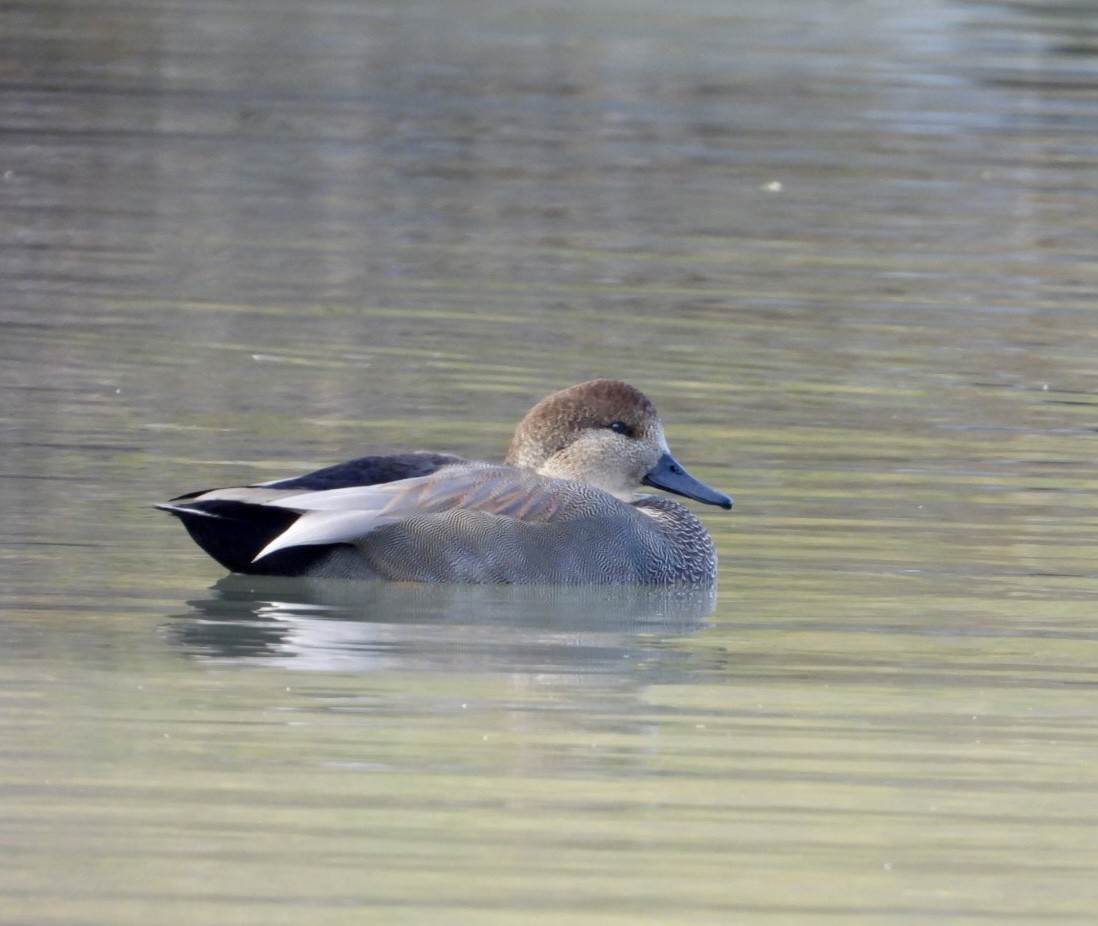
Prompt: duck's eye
<box><xmin>607</xmin><ymin>421</ymin><xmax>635</xmax><ymax>438</ymax></box>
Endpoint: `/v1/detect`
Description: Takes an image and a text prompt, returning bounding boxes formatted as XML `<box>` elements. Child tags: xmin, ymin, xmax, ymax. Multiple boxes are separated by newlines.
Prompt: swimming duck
<box><xmin>157</xmin><ymin>379</ymin><xmax>732</xmax><ymax>584</ymax></box>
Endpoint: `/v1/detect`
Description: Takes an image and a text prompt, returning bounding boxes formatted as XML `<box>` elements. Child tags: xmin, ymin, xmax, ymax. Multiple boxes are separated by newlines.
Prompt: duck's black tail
<box><xmin>156</xmin><ymin>498</ymin><xmax>332</xmax><ymax>576</ymax></box>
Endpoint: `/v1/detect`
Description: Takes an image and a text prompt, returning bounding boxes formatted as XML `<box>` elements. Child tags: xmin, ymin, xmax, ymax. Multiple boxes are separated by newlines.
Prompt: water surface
<box><xmin>3</xmin><ymin>0</ymin><xmax>1098</xmax><ymax>923</ymax></box>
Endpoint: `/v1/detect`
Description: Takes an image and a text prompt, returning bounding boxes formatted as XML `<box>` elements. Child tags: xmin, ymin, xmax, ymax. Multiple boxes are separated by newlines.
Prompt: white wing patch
<box><xmin>253</xmin><ymin>482</ymin><xmax>416</xmax><ymax>561</ymax></box>
<box><xmin>254</xmin><ymin>509</ymin><xmax>394</xmax><ymax>561</ymax></box>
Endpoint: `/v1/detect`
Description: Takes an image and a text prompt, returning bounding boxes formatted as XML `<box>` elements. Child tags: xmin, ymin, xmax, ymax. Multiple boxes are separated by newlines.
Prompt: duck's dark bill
<box><xmin>642</xmin><ymin>452</ymin><xmax>733</xmax><ymax>509</ymax></box>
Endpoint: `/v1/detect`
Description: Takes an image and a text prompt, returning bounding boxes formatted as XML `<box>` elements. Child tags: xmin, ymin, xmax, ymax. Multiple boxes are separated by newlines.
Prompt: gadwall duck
<box><xmin>157</xmin><ymin>380</ymin><xmax>732</xmax><ymax>584</ymax></box>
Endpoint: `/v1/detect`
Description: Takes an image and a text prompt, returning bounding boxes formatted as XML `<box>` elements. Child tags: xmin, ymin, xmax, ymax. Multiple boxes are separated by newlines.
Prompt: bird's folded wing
<box><xmin>252</xmin><ymin>466</ymin><xmax>583</xmax><ymax>561</ymax></box>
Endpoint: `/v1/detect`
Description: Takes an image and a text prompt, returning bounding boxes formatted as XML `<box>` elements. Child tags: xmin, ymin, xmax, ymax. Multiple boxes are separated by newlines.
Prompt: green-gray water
<box><xmin>3</xmin><ymin>1</ymin><xmax>1098</xmax><ymax>922</ymax></box>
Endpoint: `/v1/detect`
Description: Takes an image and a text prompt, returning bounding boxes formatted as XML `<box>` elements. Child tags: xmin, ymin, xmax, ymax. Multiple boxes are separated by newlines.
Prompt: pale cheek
<box><xmin>632</xmin><ymin>444</ymin><xmax>662</xmax><ymax>477</ymax></box>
